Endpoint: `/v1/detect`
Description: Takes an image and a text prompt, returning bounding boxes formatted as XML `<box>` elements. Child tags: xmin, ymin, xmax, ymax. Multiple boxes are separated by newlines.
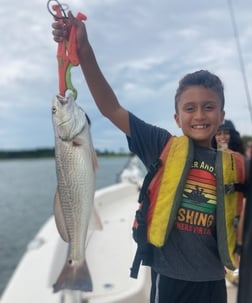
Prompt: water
<box><xmin>0</xmin><ymin>156</ymin><xmax>129</xmax><ymax>296</ymax></box>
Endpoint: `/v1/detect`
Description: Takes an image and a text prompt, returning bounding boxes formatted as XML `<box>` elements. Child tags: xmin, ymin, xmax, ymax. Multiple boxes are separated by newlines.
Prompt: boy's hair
<box><xmin>175</xmin><ymin>70</ymin><xmax>225</xmax><ymax>113</ymax></box>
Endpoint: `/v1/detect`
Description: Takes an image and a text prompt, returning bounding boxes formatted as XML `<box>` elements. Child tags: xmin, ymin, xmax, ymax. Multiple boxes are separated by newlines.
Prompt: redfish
<box><xmin>52</xmin><ymin>94</ymin><xmax>98</xmax><ymax>292</ymax></box>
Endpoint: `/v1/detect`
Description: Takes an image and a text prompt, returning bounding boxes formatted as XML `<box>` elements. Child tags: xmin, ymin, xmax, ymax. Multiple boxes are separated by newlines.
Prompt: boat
<box><xmin>0</xmin><ymin>156</ymin><xmax>151</xmax><ymax>303</ymax></box>
<box><xmin>0</xmin><ymin>155</ymin><xmax>239</xmax><ymax>303</ymax></box>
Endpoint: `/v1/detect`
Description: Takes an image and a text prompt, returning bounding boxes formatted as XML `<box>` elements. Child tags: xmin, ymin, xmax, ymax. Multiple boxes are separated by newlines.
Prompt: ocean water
<box><xmin>0</xmin><ymin>156</ymin><xmax>129</xmax><ymax>296</ymax></box>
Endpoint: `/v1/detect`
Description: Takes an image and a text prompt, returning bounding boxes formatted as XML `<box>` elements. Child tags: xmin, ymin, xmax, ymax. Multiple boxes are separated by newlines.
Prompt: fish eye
<box><xmin>52</xmin><ymin>106</ymin><xmax>57</xmax><ymax>114</ymax></box>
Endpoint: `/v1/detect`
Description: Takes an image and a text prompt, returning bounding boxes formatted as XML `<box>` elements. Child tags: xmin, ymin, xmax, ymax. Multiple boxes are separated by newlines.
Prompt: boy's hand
<box><xmin>52</xmin><ymin>17</ymin><xmax>69</xmax><ymax>42</ymax></box>
<box><xmin>52</xmin><ymin>11</ymin><xmax>89</xmax><ymax>53</ymax></box>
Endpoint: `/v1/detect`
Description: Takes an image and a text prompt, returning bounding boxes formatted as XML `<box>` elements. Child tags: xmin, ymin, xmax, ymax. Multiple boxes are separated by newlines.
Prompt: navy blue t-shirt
<box><xmin>127</xmin><ymin>112</ymin><xmax>225</xmax><ymax>281</ymax></box>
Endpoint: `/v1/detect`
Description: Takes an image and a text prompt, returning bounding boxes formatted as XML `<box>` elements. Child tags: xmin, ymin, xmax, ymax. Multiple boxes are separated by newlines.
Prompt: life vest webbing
<box><xmin>216</xmin><ymin>150</ymin><xmax>246</xmax><ymax>269</ymax></box>
<box><xmin>130</xmin><ymin>158</ymin><xmax>162</xmax><ymax>279</ymax></box>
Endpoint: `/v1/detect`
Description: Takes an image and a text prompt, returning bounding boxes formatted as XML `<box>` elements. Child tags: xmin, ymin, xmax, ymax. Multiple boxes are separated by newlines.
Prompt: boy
<box><xmin>51</xmin><ymin>12</ymin><xmax>245</xmax><ymax>303</ymax></box>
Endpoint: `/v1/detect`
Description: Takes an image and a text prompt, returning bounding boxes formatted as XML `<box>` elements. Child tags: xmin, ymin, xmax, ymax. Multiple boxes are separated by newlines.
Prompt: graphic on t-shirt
<box><xmin>175</xmin><ymin>162</ymin><xmax>217</xmax><ymax>235</ymax></box>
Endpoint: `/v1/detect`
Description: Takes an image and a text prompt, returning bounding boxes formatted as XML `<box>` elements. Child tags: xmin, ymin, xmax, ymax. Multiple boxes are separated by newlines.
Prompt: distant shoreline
<box><xmin>0</xmin><ymin>148</ymin><xmax>131</xmax><ymax>160</ymax></box>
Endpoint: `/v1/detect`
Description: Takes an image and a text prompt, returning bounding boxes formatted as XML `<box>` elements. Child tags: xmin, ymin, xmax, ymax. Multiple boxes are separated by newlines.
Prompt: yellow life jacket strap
<box><xmin>216</xmin><ymin>150</ymin><xmax>246</xmax><ymax>269</ymax></box>
<box><xmin>147</xmin><ymin>136</ymin><xmax>193</xmax><ymax>247</ymax></box>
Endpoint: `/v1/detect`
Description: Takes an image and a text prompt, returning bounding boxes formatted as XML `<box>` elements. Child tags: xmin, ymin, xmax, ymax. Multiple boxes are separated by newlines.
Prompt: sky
<box><xmin>1</xmin><ymin>0</ymin><xmax>252</xmax><ymax>152</ymax></box>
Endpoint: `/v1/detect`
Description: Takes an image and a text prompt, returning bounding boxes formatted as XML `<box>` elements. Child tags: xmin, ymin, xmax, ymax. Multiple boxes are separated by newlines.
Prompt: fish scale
<box><xmin>56</xmin><ymin>141</ymin><xmax>92</xmax><ymax>258</ymax></box>
<box><xmin>52</xmin><ymin>93</ymin><xmax>98</xmax><ymax>292</ymax></box>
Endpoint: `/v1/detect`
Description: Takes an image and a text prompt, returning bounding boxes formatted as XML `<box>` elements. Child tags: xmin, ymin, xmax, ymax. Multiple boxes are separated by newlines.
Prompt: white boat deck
<box><xmin>0</xmin><ymin>181</ymin><xmax>238</xmax><ymax>303</ymax></box>
<box><xmin>0</xmin><ymin>183</ymin><xmax>151</xmax><ymax>303</ymax></box>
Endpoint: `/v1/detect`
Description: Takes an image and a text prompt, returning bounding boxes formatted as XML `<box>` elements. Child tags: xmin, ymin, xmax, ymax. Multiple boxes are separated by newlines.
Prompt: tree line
<box><xmin>1</xmin><ymin>135</ymin><xmax>251</xmax><ymax>160</ymax></box>
<box><xmin>0</xmin><ymin>148</ymin><xmax>130</xmax><ymax>160</ymax></box>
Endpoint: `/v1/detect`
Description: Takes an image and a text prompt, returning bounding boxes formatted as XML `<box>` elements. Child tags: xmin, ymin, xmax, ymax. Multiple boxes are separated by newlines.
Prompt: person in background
<box><xmin>212</xmin><ymin>119</ymin><xmax>245</xmax><ymax>154</ymax></box>
<box><xmin>51</xmin><ymin>12</ymin><xmax>248</xmax><ymax>303</ymax></box>
<box><xmin>245</xmin><ymin>140</ymin><xmax>252</xmax><ymax>160</ymax></box>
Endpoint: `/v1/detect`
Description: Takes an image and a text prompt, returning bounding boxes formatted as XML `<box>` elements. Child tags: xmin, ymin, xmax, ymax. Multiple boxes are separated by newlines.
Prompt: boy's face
<box><xmin>174</xmin><ymin>85</ymin><xmax>225</xmax><ymax>147</ymax></box>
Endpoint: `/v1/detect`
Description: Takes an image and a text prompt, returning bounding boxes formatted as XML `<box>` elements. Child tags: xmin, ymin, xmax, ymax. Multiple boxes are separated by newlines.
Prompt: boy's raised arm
<box><xmin>52</xmin><ymin>11</ymin><xmax>130</xmax><ymax>136</ymax></box>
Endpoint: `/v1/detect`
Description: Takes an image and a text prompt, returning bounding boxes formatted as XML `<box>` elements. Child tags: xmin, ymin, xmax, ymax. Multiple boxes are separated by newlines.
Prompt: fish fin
<box><xmin>88</xmin><ymin>206</ymin><xmax>103</xmax><ymax>231</ymax></box>
<box><xmin>72</xmin><ymin>136</ymin><xmax>83</xmax><ymax>146</ymax></box>
<box><xmin>92</xmin><ymin>151</ymin><xmax>99</xmax><ymax>171</ymax></box>
<box><xmin>86</xmin><ymin>123</ymin><xmax>99</xmax><ymax>171</ymax></box>
<box><xmin>88</xmin><ymin>141</ymin><xmax>98</xmax><ymax>171</ymax></box>
<box><xmin>53</xmin><ymin>190</ymin><xmax>70</xmax><ymax>242</ymax></box>
<box><xmin>53</xmin><ymin>259</ymin><xmax>93</xmax><ymax>293</ymax></box>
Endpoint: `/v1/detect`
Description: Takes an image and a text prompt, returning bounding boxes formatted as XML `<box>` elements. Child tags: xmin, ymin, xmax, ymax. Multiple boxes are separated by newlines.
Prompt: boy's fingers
<box><xmin>52</xmin><ymin>22</ymin><xmax>62</xmax><ymax>30</ymax></box>
<box><xmin>53</xmin><ymin>36</ymin><xmax>64</xmax><ymax>43</ymax></box>
<box><xmin>68</xmin><ymin>10</ymin><xmax>74</xmax><ymax>19</ymax></box>
<box><xmin>67</xmin><ymin>10</ymin><xmax>82</xmax><ymax>26</ymax></box>
<box><xmin>68</xmin><ymin>10</ymin><xmax>77</xmax><ymax>24</ymax></box>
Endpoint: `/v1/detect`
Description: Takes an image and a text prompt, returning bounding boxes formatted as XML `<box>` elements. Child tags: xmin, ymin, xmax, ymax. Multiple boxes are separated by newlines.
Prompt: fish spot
<box><xmin>68</xmin><ymin>259</ymin><xmax>72</xmax><ymax>265</ymax></box>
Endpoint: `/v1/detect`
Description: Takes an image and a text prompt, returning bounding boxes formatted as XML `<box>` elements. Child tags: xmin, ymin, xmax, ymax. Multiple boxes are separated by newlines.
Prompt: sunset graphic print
<box><xmin>175</xmin><ymin>161</ymin><xmax>216</xmax><ymax>235</ymax></box>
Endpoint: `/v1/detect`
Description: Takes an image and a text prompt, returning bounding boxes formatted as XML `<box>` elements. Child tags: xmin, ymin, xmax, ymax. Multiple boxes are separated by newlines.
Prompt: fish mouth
<box><xmin>56</xmin><ymin>94</ymin><xmax>68</xmax><ymax>105</ymax></box>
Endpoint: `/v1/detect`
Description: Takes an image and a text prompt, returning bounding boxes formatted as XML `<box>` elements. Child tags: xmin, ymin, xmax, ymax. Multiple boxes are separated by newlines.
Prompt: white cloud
<box><xmin>1</xmin><ymin>0</ymin><xmax>252</xmax><ymax>151</ymax></box>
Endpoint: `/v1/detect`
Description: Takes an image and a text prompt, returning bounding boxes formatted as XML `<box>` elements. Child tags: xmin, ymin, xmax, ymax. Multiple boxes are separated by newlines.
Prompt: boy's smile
<box><xmin>174</xmin><ymin>85</ymin><xmax>225</xmax><ymax>147</ymax></box>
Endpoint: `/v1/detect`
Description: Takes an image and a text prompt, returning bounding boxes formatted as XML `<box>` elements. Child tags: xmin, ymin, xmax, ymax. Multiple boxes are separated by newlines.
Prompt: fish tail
<box><xmin>53</xmin><ymin>259</ymin><xmax>93</xmax><ymax>293</ymax></box>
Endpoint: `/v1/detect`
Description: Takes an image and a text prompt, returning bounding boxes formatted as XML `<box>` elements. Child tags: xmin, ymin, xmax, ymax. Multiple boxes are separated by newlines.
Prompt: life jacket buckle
<box><xmin>149</xmin><ymin>159</ymin><xmax>162</xmax><ymax>173</ymax></box>
<box><xmin>225</xmin><ymin>182</ymin><xmax>247</xmax><ymax>195</ymax></box>
<box><xmin>225</xmin><ymin>183</ymin><xmax>235</xmax><ymax>194</ymax></box>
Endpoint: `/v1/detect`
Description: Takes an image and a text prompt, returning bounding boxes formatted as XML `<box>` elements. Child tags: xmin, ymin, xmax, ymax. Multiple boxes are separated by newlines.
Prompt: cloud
<box><xmin>1</xmin><ymin>0</ymin><xmax>252</xmax><ymax>151</ymax></box>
